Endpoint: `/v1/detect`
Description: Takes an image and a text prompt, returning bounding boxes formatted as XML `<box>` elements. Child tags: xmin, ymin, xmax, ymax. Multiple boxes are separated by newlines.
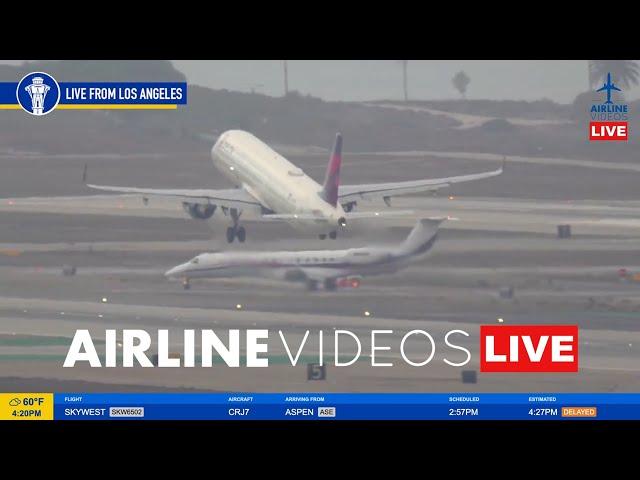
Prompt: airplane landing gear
<box><xmin>225</xmin><ymin>208</ymin><xmax>246</xmax><ymax>243</ymax></box>
<box><xmin>226</xmin><ymin>225</ymin><xmax>246</xmax><ymax>243</ymax></box>
<box><xmin>306</xmin><ymin>279</ymin><xmax>319</xmax><ymax>291</ymax></box>
<box><xmin>324</xmin><ymin>279</ymin><xmax>337</xmax><ymax>291</ymax></box>
<box><xmin>182</xmin><ymin>278</ymin><xmax>191</xmax><ymax>290</ymax></box>
<box><xmin>236</xmin><ymin>226</ymin><xmax>246</xmax><ymax>243</ymax></box>
<box><xmin>319</xmin><ymin>231</ymin><xmax>337</xmax><ymax>240</ymax></box>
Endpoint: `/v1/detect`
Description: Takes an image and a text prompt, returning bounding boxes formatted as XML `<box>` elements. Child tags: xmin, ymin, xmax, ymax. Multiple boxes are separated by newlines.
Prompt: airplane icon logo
<box><xmin>596</xmin><ymin>72</ymin><xmax>622</xmax><ymax>104</ymax></box>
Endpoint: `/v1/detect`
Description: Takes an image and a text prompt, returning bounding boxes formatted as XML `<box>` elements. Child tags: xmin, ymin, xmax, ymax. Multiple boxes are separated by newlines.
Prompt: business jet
<box><xmin>86</xmin><ymin>130</ymin><xmax>502</xmax><ymax>242</ymax></box>
<box><xmin>165</xmin><ymin>217</ymin><xmax>446</xmax><ymax>291</ymax></box>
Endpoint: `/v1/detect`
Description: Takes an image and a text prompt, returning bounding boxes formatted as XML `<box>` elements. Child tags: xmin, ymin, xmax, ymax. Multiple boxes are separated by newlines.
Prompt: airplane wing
<box><xmin>596</xmin><ymin>86</ymin><xmax>606</xmax><ymax>92</ymax></box>
<box><xmin>261</xmin><ymin>210</ymin><xmax>415</xmax><ymax>221</ymax></box>
<box><xmin>337</xmin><ymin>162</ymin><xmax>504</xmax><ymax>204</ymax></box>
<box><xmin>86</xmin><ymin>184</ymin><xmax>262</xmax><ymax>209</ymax></box>
<box><xmin>612</xmin><ymin>85</ymin><xmax>622</xmax><ymax>91</ymax></box>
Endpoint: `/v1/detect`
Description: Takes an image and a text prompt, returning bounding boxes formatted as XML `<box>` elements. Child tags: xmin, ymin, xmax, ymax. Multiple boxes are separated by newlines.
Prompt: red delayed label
<box><xmin>589</xmin><ymin>121</ymin><xmax>628</xmax><ymax>141</ymax></box>
<box><xmin>480</xmin><ymin>325</ymin><xmax>578</xmax><ymax>372</ymax></box>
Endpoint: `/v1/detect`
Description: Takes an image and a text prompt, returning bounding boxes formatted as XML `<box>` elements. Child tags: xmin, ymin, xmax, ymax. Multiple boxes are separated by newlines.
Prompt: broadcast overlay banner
<box><xmin>0</xmin><ymin>81</ymin><xmax>187</xmax><ymax>110</ymax></box>
<box><xmin>1</xmin><ymin>393</ymin><xmax>639</xmax><ymax>420</ymax></box>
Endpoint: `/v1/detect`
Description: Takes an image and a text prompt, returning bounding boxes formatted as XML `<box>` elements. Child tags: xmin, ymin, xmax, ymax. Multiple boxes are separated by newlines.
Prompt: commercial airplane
<box><xmin>165</xmin><ymin>217</ymin><xmax>446</xmax><ymax>291</ymax></box>
<box><xmin>596</xmin><ymin>72</ymin><xmax>622</xmax><ymax>104</ymax></box>
<box><xmin>86</xmin><ymin>130</ymin><xmax>502</xmax><ymax>242</ymax></box>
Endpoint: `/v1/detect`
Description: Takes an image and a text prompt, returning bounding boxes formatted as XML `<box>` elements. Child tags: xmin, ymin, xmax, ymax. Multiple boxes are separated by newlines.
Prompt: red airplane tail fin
<box><xmin>320</xmin><ymin>133</ymin><xmax>342</xmax><ymax>207</ymax></box>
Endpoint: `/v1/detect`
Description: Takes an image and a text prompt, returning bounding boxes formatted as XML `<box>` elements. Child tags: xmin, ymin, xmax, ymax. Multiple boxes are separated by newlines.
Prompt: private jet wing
<box><xmin>86</xmin><ymin>184</ymin><xmax>262</xmax><ymax>210</ymax></box>
<box><xmin>337</xmin><ymin>162</ymin><xmax>504</xmax><ymax>205</ymax></box>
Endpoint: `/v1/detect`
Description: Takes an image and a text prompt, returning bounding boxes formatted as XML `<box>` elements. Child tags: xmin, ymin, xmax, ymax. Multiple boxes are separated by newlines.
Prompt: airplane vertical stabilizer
<box><xmin>320</xmin><ymin>133</ymin><xmax>343</xmax><ymax>207</ymax></box>
<box><xmin>397</xmin><ymin>218</ymin><xmax>447</xmax><ymax>257</ymax></box>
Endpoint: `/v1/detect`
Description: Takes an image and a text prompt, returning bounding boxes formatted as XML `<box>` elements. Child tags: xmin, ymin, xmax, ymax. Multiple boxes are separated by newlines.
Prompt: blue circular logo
<box><xmin>16</xmin><ymin>72</ymin><xmax>60</xmax><ymax>116</ymax></box>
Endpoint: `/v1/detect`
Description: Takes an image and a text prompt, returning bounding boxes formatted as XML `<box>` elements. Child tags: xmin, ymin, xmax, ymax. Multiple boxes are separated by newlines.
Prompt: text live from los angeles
<box><xmin>0</xmin><ymin>60</ymin><xmax>638</xmax><ymax>421</ymax></box>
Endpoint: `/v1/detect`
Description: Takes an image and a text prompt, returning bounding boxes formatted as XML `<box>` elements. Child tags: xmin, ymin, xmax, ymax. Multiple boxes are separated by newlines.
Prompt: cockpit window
<box><xmin>191</xmin><ymin>257</ymin><xmax>200</xmax><ymax>264</ymax></box>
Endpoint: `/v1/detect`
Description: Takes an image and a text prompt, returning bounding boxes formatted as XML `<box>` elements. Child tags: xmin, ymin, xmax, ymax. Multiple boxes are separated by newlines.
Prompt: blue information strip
<box><xmin>54</xmin><ymin>393</ymin><xmax>640</xmax><ymax>420</ymax></box>
<box><xmin>0</xmin><ymin>82</ymin><xmax>187</xmax><ymax>105</ymax></box>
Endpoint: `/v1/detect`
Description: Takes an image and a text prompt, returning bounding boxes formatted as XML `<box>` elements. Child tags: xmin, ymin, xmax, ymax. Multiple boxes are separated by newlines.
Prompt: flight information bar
<box><xmin>27</xmin><ymin>393</ymin><xmax>640</xmax><ymax>420</ymax></box>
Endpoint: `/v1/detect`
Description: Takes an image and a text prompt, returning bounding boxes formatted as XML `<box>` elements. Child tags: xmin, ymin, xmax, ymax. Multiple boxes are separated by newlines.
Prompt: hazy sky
<box><xmin>3</xmin><ymin>60</ymin><xmax>638</xmax><ymax>103</ymax></box>
<box><xmin>173</xmin><ymin>60</ymin><xmax>602</xmax><ymax>103</ymax></box>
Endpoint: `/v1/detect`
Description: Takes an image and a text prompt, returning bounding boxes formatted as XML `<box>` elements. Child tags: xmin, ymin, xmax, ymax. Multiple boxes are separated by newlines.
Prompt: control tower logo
<box><xmin>16</xmin><ymin>72</ymin><xmax>61</xmax><ymax>116</ymax></box>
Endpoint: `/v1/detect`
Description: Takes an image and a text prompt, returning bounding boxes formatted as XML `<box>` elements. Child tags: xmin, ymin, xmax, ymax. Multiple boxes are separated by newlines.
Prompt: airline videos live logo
<box><xmin>588</xmin><ymin>72</ymin><xmax>629</xmax><ymax>141</ymax></box>
<box><xmin>480</xmin><ymin>325</ymin><xmax>578</xmax><ymax>373</ymax></box>
<box><xmin>589</xmin><ymin>122</ymin><xmax>627</xmax><ymax>141</ymax></box>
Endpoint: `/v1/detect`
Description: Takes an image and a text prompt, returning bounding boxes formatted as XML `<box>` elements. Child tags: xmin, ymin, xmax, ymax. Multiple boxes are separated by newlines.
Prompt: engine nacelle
<box><xmin>182</xmin><ymin>202</ymin><xmax>216</xmax><ymax>220</ymax></box>
<box><xmin>342</xmin><ymin>201</ymin><xmax>357</xmax><ymax>212</ymax></box>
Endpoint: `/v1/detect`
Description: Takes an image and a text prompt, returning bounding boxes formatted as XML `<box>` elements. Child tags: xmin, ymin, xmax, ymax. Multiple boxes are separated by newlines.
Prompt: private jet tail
<box><xmin>320</xmin><ymin>133</ymin><xmax>343</xmax><ymax>207</ymax></box>
<box><xmin>396</xmin><ymin>217</ymin><xmax>447</xmax><ymax>257</ymax></box>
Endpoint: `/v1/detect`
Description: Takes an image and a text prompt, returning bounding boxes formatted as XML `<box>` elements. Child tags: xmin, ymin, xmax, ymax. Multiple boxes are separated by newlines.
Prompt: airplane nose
<box><xmin>165</xmin><ymin>264</ymin><xmax>187</xmax><ymax>278</ymax></box>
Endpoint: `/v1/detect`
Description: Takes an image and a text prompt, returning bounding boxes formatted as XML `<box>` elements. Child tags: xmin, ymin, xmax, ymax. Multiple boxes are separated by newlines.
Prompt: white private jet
<box><xmin>86</xmin><ymin>130</ymin><xmax>502</xmax><ymax>242</ymax></box>
<box><xmin>165</xmin><ymin>217</ymin><xmax>446</xmax><ymax>291</ymax></box>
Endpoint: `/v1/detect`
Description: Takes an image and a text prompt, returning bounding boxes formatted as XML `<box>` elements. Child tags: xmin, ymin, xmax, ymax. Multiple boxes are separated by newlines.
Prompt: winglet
<box><xmin>320</xmin><ymin>132</ymin><xmax>343</xmax><ymax>207</ymax></box>
<box><xmin>82</xmin><ymin>163</ymin><xmax>88</xmax><ymax>184</ymax></box>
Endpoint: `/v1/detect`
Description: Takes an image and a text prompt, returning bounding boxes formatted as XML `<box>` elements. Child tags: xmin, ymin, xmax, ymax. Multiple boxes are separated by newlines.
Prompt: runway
<box><xmin>0</xmin><ymin>296</ymin><xmax>638</xmax><ymax>392</ymax></box>
<box><xmin>1</xmin><ymin>149</ymin><xmax>640</xmax><ymax>392</ymax></box>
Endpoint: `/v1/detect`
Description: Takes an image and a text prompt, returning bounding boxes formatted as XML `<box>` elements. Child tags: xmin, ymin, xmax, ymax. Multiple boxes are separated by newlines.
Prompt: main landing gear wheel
<box><xmin>182</xmin><ymin>278</ymin><xmax>191</xmax><ymax>290</ymax></box>
<box><xmin>236</xmin><ymin>226</ymin><xmax>246</xmax><ymax>243</ymax></box>
<box><xmin>329</xmin><ymin>231</ymin><xmax>337</xmax><ymax>239</ymax></box>
<box><xmin>306</xmin><ymin>279</ymin><xmax>319</xmax><ymax>291</ymax></box>
<box><xmin>226</xmin><ymin>226</ymin><xmax>247</xmax><ymax>243</ymax></box>
<box><xmin>225</xmin><ymin>208</ymin><xmax>245</xmax><ymax>243</ymax></box>
<box><xmin>324</xmin><ymin>279</ymin><xmax>337</xmax><ymax>291</ymax></box>
<box><xmin>319</xmin><ymin>234</ymin><xmax>327</xmax><ymax>240</ymax></box>
<box><xmin>226</xmin><ymin>227</ymin><xmax>236</xmax><ymax>243</ymax></box>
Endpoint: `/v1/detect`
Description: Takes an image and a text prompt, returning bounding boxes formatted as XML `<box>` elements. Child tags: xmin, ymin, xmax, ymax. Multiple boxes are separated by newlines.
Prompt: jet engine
<box><xmin>182</xmin><ymin>203</ymin><xmax>216</xmax><ymax>220</ymax></box>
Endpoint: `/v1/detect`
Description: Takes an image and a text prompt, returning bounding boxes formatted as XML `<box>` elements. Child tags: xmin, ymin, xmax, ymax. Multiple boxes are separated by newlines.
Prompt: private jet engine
<box><xmin>182</xmin><ymin>203</ymin><xmax>216</xmax><ymax>220</ymax></box>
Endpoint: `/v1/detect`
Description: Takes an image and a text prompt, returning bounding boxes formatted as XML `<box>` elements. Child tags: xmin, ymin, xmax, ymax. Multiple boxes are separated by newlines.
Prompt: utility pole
<box><xmin>401</xmin><ymin>60</ymin><xmax>408</xmax><ymax>102</ymax></box>
<box><xmin>283</xmin><ymin>60</ymin><xmax>289</xmax><ymax>96</ymax></box>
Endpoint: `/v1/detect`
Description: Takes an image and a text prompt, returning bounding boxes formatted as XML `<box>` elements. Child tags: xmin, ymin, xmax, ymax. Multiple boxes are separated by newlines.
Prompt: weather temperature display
<box><xmin>0</xmin><ymin>393</ymin><xmax>54</xmax><ymax>421</ymax></box>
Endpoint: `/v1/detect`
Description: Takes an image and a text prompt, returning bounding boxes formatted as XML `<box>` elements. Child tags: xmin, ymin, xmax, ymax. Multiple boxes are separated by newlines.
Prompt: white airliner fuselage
<box><xmin>86</xmin><ymin>129</ymin><xmax>503</xmax><ymax>243</ymax></box>
<box><xmin>212</xmin><ymin>130</ymin><xmax>346</xmax><ymax>233</ymax></box>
